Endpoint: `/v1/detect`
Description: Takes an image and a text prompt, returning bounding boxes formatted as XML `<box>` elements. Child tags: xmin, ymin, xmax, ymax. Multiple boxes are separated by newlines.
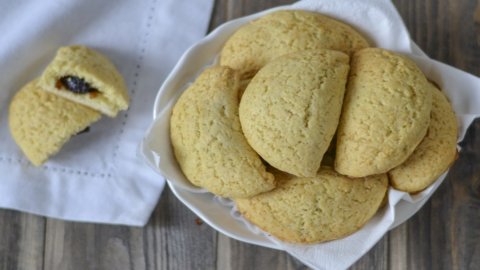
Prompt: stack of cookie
<box><xmin>9</xmin><ymin>46</ymin><xmax>129</xmax><ymax>166</ymax></box>
<box><xmin>170</xmin><ymin>10</ymin><xmax>458</xmax><ymax>243</ymax></box>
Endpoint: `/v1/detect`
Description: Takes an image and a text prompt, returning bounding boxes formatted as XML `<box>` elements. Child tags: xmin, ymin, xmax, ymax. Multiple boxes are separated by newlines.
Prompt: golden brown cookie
<box><xmin>170</xmin><ymin>66</ymin><xmax>275</xmax><ymax>198</ymax></box>
<box><xmin>9</xmin><ymin>79</ymin><xmax>101</xmax><ymax>166</ymax></box>
<box><xmin>239</xmin><ymin>50</ymin><xmax>350</xmax><ymax>177</ymax></box>
<box><xmin>235</xmin><ymin>167</ymin><xmax>388</xmax><ymax>243</ymax></box>
<box><xmin>220</xmin><ymin>10</ymin><xmax>369</xmax><ymax>80</ymax></box>
<box><xmin>335</xmin><ymin>48</ymin><xmax>432</xmax><ymax>177</ymax></box>
<box><xmin>389</xmin><ymin>83</ymin><xmax>458</xmax><ymax>193</ymax></box>
<box><xmin>40</xmin><ymin>45</ymin><xmax>129</xmax><ymax>117</ymax></box>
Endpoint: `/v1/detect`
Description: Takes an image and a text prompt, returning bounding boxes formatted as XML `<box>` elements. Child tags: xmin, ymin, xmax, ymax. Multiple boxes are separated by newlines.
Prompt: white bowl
<box><xmin>140</xmin><ymin>0</ymin><xmax>480</xmax><ymax>267</ymax></box>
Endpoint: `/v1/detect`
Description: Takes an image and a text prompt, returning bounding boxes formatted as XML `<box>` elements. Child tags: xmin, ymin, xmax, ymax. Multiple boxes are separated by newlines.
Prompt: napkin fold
<box><xmin>0</xmin><ymin>0</ymin><xmax>213</xmax><ymax>225</ymax></box>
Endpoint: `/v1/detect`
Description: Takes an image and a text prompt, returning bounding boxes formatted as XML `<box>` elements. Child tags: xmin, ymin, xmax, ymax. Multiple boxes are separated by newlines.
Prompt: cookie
<box><xmin>220</xmin><ymin>10</ymin><xmax>369</xmax><ymax>80</ymax></box>
<box><xmin>389</xmin><ymin>83</ymin><xmax>458</xmax><ymax>193</ymax></box>
<box><xmin>9</xmin><ymin>79</ymin><xmax>101</xmax><ymax>166</ymax></box>
<box><xmin>235</xmin><ymin>167</ymin><xmax>388</xmax><ymax>244</ymax></box>
<box><xmin>239</xmin><ymin>50</ymin><xmax>350</xmax><ymax>177</ymax></box>
<box><xmin>335</xmin><ymin>48</ymin><xmax>432</xmax><ymax>177</ymax></box>
<box><xmin>39</xmin><ymin>45</ymin><xmax>129</xmax><ymax>117</ymax></box>
<box><xmin>170</xmin><ymin>66</ymin><xmax>275</xmax><ymax>198</ymax></box>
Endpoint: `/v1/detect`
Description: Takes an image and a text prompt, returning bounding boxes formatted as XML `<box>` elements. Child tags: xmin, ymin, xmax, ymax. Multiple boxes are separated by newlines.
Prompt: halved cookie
<box><xmin>239</xmin><ymin>50</ymin><xmax>350</xmax><ymax>177</ymax></box>
<box><xmin>39</xmin><ymin>45</ymin><xmax>129</xmax><ymax>117</ymax></box>
<box><xmin>220</xmin><ymin>10</ymin><xmax>369</xmax><ymax>80</ymax></box>
<box><xmin>170</xmin><ymin>66</ymin><xmax>275</xmax><ymax>198</ymax></box>
<box><xmin>9</xmin><ymin>79</ymin><xmax>101</xmax><ymax>166</ymax></box>
<box><xmin>389</xmin><ymin>83</ymin><xmax>458</xmax><ymax>193</ymax></box>
<box><xmin>335</xmin><ymin>48</ymin><xmax>432</xmax><ymax>177</ymax></box>
<box><xmin>235</xmin><ymin>167</ymin><xmax>388</xmax><ymax>244</ymax></box>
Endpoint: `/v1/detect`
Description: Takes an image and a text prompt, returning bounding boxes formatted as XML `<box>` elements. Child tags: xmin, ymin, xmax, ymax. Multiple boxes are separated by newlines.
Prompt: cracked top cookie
<box><xmin>40</xmin><ymin>45</ymin><xmax>129</xmax><ymax>117</ymax></box>
<box><xmin>239</xmin><ymin>50</ymin><xmax>350</xmax><ymax>177</ymax></box>
<box><xmin>235</xmin><ymin>167</ymin><xmax>388</xmax><ymax>243</ymax></box>
<box><xmin>389</xmin><ymin>83</ymin><xmax>458</xmax><ymax>193</ymax></box>
<box><xmin>335</xmin><ymin>48</ymin><xmax>432</xmax><ymax>177</ymax></box>
<box><xmin>220</xmin><ymin>10</ymin><xmax>369</xmax><ymax>80</ymax></box>
<box><xmin>170</xmin><ymin>66</ymin><xmax>275</xmax><ymax>198</ymax></box>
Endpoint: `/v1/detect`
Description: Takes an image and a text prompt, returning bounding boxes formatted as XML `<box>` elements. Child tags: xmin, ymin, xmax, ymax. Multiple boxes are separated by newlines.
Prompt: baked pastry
<box><xmin>239</xmin><ymin>50</ymin><xmax>350</xmax><ymax>177</ymax></box>
<box><xmin>220</xmin><ymin>10</ymin><xmax>369</xmax><ymax>80</ymax></box>
<box><xmin>39</xmin><ymin>45</ymin><xmax>129</xmax><ymax>117</ymax></box>
<box><xmin>389</xmin><ymin>83</ymin><xmax>458</xmax><ymax>193</ymax></box>
<box><xmin>235</xmin><ymin>167</ymin><xmax>388</xmax><ymax>243</ymax></box>
<box><xmin>9</xmin><ymin>79</ymin><xmax>101</xmax><ymax>166</ymax></box>
<box><xmin>170</xmin><ymin>66</ymin><xmax>275</xmax><ymax>198</ymax></box>
<box><xmin>335</xmin><ymin>48</ymin><xmax>432</xmax><ymax>177</ymax></box>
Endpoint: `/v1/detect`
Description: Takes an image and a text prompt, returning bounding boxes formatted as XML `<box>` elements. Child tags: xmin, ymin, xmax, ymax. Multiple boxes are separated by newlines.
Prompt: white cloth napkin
<box><xmin>0</xmin><ymin>0</ymin><xmax>213</xmax><ymax>225</ymax></box>
<box><xmin>141</xmin><ymin>0</ymin><xmax>480</xmax><ymax>269</ymax></box>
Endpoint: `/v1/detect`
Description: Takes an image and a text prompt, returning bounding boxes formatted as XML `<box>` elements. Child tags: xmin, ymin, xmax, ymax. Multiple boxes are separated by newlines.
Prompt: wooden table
<box><xmin>1</xmin><ymin>0</ymin><xmax>479</xmax><ymax>269</ymax></box>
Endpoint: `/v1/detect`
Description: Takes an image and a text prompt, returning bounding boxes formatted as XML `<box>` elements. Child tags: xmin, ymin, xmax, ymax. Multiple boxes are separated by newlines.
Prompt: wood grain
<box><xmin>217</xmin><ymin>233</ymin><xmax>308</xmax><ymax>270</ymax></box>
<box><xmin>0</xmin><ymin>1</ymin><xmax>478</xmax><ymax>270</ymax></box>
<box><xmin>43</xmin><ymin>220</ymin><xmax>147</xmax><ymax>270</ymax></box>
<box><xmin>145</xmin><ymin>189</ymin><xmax>217</xmax><ymax>270</ymax></box>
<box><xmin>393</xmin><ymin>1</ymin><xmax>480</xmax><ymax>270</ymax></box>
<box><xmin>42</xmin><ymin>188</ymin><xmax>217</xmax><ymax>270</ymax></box>
<box><xmin>0</xmin><ymin>210</ymin><xmax>44</xmax><ymax>270</ymax></box>
<box><xmin>475</xmin><ymin>0</ymin><xmax>480</xmax><ymax>23</ymax></box>
<box><xmin>388</xmin><ymin>224</ymin><xmax>408</xmax><ymax>270</ymax></box>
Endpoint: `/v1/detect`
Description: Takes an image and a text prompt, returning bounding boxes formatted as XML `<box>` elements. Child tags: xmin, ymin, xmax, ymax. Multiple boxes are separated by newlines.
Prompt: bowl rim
<box><xmin>147</xmin><ymin>1</ymin><xmax>453</xmax><ymax>253</ymax></box>
<box><xmin>152</xmin><ymin>4</ymin><xmax>293</xmax><ymax>118</ymax></box>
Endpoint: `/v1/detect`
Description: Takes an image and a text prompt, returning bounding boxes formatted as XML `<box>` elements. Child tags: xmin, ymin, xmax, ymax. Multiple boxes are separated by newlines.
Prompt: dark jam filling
<box><xmin>56</xmin><ymin>76</ymin><xmax>99</xmax><ymax>94</ymax></box>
